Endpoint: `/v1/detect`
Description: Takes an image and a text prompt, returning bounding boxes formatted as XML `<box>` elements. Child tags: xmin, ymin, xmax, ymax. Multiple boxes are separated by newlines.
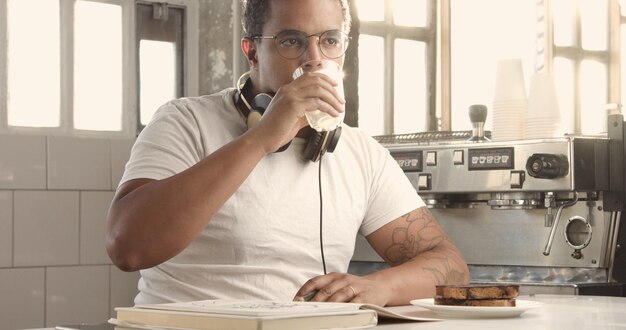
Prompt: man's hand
<box><xmin>247</xmin><ymin>72</ymin><xmax>345</xmax><ymax>154</ymax></box>
<box><xmin>293</xmin><ymin>272</ymin><xmax>393</xmax><ymax>306</ymax></box>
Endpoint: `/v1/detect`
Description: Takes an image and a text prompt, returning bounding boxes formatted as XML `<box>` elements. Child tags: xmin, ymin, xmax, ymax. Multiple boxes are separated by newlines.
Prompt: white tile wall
<box><xmin>14</xmin><ymin>191</ymin><xmax>80</xmax><ymax>267</ymax></box>
<box><xmin>0</xmin><ymin>191</ymin><xmax>12</xmax><ymax>267</ymax></box>
<box><xmin>46</xmin><ymin>266</ymin><xmax>110</xmax><ymax>327</ymax></box>
<box><xmin>48</xmin><ymin>136</ymin><xmax>111</xmax><ymax>190</ymax></box>
<box><xmin>110</xmin><ymin>138</ymin><xmax>135</xmax><ymax>189</ymax></box>
<box><xmin>2</xmin><ymin>135</ymin><xmax>141</xmax><ymax>327</ymax></box>
<box><xmin>0</xmin><ymin>135</ymin><xmax>46</xmax><ymax>189</ymax></box>
<box><xmin>110</xmin><ymin>266</ymin><xmax>141</xmax><ymax>314</ymax></box>
<box><xmin>81</xmin><ymin>191</ymin><xmax>115</xmax><ymax>265</ymax></box>
<box><xmin>0</xmin><ymin>268</ymin><xmax>45</xmax><ymax>329</ymax></box>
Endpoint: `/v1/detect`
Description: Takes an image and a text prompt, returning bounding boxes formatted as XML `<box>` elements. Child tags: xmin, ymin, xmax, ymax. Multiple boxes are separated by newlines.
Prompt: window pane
<box><xmin>393</xmin><ymin>0</ymin><xmax>426</xmax><ymax>27</ymax></box>
<box><xmin>356</xmin><ymin>0</ymin><xmax>384</xmax><ymax>22</ymax></box>
<box><xmin>357</xmin><ymin>35</ymin><xmax>384</xmax><ymax>135</ymax></box>
<box><xmin>7</xmin><ymin>0</ymin><xmax>60</xmax><ymax>127</ymax></box>
<box><xmin>450</xmin><ymin>0</ymin><xmax>536</xmax><ymax>131</ymax></box>
<box><xmin>553</xmin><ymin>58</ymin><xmax>575</xmax><ymax>134</ymax></box>
<box><xmin>394</xmin><ymin>39</ymin><xmax>426</xmax><ymax>133</ymax></box>
<box><xmin>552</xmin><ymin>0</ymin><xmax>576</xmax><ymax>47</ymax></box>
<box><xmin>140</xmin><ymin>40</ymin><xmax>177</xmax><ymax>125</ymax></box>
<box><xmin>622</xmin><ymin>25</ymin><xmax>626</xmax><ymax>108</ymax></box>
<box><xmin>580</xmin><ymin>0</ymin><xmax>608</xmax><ymax>51</ymax></box>
<box><xmin>580</xmin><ymin>60</ymin><xmax>607</xmax><ymax>134</ymax></box>
<box><xmin>74</xmin><ymin>1</ymin><xmax>122</xmax><ymax>131</ymax></box>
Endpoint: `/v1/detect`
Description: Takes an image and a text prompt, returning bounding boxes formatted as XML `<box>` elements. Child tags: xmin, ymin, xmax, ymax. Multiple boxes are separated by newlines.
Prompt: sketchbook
<box><xmin>109</xmin><ymin>299</ymin><xmax>440</xmax><ymax>330</ymax></box>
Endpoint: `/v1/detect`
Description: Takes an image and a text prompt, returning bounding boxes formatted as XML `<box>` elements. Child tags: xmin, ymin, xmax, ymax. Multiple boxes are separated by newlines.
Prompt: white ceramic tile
<box><xmin>110</xmin><ymin>138</ymin><xmax>135</xmax><ymax>189</ymax></box>
<box><xmin>46</xmin><ymin>265</ymin><xmax>110</xmax><ymax>327</ymax></box>
<box><xmin>0</xmin><ymin>134</ymin><xmax>46</xmax><ymax>189</ymax></box>
<box><xmin>0</xmin><ymin>191</ymin><xmax>12</xmax><ymax>267</ymax></box>
<box><xmin>81</xmin><ymin>191</ymin><xmax>115</xmax><ymax>265</ymax></box>
<box><xmin>0</xmin><ymin>268</ymin><xmax>45</xmax><ymax>329</ymax></box>
<box><xmin>48</xmin><ymin>136</ymin><xmax>111</xmax><ymax>190</ymax></box>
<box><xmin>14</xmin><ymin>191</ymin><xmax>79</xmax><ymax>267</ymax></box>
<box><xmin>110</xmin><ymin>266</ymin><xmax>140</xmax><ymax>315</ymax></box>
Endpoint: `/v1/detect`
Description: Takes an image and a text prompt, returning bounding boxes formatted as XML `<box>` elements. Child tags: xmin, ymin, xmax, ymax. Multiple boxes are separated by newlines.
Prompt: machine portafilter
<box><xmin>468</xmin><ymin>104</ymin><xmax>491</xmax><ymax>142</ymax></box>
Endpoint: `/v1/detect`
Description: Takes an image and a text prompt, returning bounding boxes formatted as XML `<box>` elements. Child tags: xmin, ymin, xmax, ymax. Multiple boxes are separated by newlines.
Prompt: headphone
<box><xmin>233</xmin><ymin>72</ymin><xmax>341</xmax><ymax>162</ymax></box>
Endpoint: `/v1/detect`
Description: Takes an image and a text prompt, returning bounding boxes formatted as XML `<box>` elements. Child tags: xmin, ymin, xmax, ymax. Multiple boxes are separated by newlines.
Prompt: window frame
<box><xmin>357</xmin><ymin>0</ymin><xmax>437</xmax><ymax>134</ymax></box>
<box><xmin>0</xmin><ymin>0</ymin><xmax>199</xmax><ymax>137</ymax></box>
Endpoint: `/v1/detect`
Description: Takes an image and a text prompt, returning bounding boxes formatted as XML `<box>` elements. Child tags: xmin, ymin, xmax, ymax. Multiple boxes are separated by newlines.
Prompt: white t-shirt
<box><xmin>121</xmin><ymin>89</ymin><xmax>424</xmax><ymax>304</ymax></box>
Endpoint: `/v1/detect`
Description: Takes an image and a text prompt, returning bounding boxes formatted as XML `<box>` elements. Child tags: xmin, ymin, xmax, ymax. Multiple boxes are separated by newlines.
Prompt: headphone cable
<box><xmin>318</xmin><ymin>156</ymin><xmax>327</xmax><ymax>275</ymax></box>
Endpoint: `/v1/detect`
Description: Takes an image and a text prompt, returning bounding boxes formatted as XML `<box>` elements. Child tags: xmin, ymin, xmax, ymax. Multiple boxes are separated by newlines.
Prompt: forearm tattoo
<box><xmin>383</xmin><ymin>208</ymin><xmax>466</xmax><ymax>284</ymax></box>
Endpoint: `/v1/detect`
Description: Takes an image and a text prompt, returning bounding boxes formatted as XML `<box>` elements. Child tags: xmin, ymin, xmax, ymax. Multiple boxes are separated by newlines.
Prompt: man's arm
<box><xmin>106</xmin><ymin>131</ymin><xmax>268</xmax><ymax>272</ymax></box>
<box><xmin>294</xmin><ymin>206</ymin><xmax>468</xmax><ymax>306</ymax></box>
<box><xmin>364</xmin><ymin>206</ymin><xmax>469</xmax><ymax>305</ymax></box>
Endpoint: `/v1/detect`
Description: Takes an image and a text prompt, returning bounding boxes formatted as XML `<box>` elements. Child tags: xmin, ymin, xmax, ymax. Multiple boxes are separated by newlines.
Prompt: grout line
<box><xmin>78</xmin><ymin>191</ymin><xmax>81</xmax><ymax>265</ymax></box>
<box><xmin>11</xmin><ymin>190</ymin><xmax>14</xmax><ymax>267</ymax></box>
<box><xmin>43</xmin><ymin>266</ymin><xmax>47</xmax><ymax>327</ymax></box>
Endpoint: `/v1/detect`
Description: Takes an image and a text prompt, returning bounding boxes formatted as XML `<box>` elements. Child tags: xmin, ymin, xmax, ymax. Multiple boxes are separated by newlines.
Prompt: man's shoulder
<box><xmin>339</xmin><ymin>125</ymin><xmax>384</xmax><ymax>150</ymax></box>
<box><xmin>166</xmin><ymin>89</ymin><xmax>234</xmax><ymax>110</ymax></box>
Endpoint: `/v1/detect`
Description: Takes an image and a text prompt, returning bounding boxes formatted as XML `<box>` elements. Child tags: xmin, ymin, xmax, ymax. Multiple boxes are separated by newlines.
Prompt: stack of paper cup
<box><xmin>492</xmin><ymin>59</ymin><xmax>527</xmax><ymax>141</ymax></box>
<box><xmin>525</xmin><ymin>72</ymin><xmax>562</xmax><ymax>139</ymax></box>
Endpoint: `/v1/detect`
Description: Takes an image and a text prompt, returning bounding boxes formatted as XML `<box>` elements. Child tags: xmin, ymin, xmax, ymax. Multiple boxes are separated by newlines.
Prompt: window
<box><xmin>551</xmin><ymin>0</ymin><xmax>611</xmax><ymax>134</ymax></box>
<box><xmin>0</xmin><ymin>0</ymin><xmax>198</xmax><ymax>136</ymax></box>
<box><xmin>136</xmin><ymin>2</ymin><xmax>186</xmax><ymax>129</ymax></box>
<box><xmin>448</xmin><ymin>0</ymin><xmax>536</xmax><ymax>132</ymax></box>
<box><xmin>74</xmin><ymin>0</ymin><xmax>124</xmax><ymax>131</ymax></box>
<box><xmin>354</xmin><ymin>0</ymin><xmax>617</xmax><ymax>137</ymax></box>
<box><xmin>355</xmin><ymin>0</ymin><xmax>436</xmax><ymax>136</ymax></box>
<box><xmin>6</xmin><ymin>0</ymin><xmax>61</xmax><ymax>128</ymax></box>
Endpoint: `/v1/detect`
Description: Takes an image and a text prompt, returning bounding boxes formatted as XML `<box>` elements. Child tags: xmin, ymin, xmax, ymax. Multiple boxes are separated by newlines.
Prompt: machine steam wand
<box><xmin>544</xmin><ymin>192</ymin><xmax>556</xmax><ymax>226</ymax></box>
<box><xmin>543</xmin><ymin>192</ymin><xmax>579</xmax><ymax>256</ymax></box>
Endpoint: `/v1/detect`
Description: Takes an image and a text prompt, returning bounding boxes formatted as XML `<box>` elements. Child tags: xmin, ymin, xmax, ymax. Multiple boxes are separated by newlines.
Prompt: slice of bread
<box><xmin>435</xmin><ymin>284</ymin><xmax>520</xmax><ymax>300</ymax></box>
<box><xmin>434</xmin><ymin>284</ymin><xmax>520</xmax><ymax>307</ymax></box>
<box><xmin>434</xmin><ymin>297</ymin><xmax>517</xmax><ymax>307</ymax></box>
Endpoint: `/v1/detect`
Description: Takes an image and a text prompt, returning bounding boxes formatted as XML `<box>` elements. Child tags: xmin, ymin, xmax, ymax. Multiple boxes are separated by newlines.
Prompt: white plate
<box><xmin>410</xmin><ymin>299</ymin><xmax>543</xmax><ymax>318</ymax></box>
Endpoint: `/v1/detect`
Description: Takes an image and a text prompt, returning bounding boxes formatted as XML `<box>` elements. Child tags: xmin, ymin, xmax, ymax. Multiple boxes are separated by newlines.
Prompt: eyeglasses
<box><xmin>252</xmin><ymin>29</ymin><xmax>351</xmax><ymax>59</ymax></box>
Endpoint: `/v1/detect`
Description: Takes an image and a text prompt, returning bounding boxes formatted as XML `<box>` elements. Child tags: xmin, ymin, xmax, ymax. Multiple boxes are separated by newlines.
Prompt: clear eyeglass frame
<box><xmin>252</xmin><ymin>29</ymin><xmax>351</xmax><ymax>59</ymax></box>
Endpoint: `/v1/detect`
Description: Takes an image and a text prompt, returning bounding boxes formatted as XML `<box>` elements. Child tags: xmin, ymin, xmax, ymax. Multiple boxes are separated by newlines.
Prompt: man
<box><xmin>106</xmin><ymin>0</ymin><xmax>468</xmax><ymax>307</ymax></box>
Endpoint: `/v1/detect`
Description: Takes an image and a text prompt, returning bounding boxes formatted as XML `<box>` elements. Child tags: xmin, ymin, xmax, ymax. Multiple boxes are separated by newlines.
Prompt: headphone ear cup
<box><xmin>303</xmin><ymin>131</ymin><xmax>325</xmax><ymax>162</ymax></box>
<box><xmin>251</xmin><ymin>93</ymin><xmax>272</xmax><ymax>112</ymax></box>
<box><xmin>246</xmin><ymin>93</ymin><xmax>273</xmax><ymax>129</ymax></box>
<box><xmin>326</xmin><ymin>126</ymin><xmax>341</xmax><ymax>153</ymax></box>
<box><xmin>246</xmin><ymin>110</ymin><xmax>263</xmax><ymax>129</ymax></box>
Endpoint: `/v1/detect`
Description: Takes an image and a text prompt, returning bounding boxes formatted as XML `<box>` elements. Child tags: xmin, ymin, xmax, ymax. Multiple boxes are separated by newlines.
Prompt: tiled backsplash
<box><xmin>0</xmin><ymin>134</ymin><xmax>140</xmax><ymax>329</ymax></box>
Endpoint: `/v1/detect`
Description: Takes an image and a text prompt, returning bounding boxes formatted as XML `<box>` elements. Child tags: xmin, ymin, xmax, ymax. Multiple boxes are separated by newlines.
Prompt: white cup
<box><xmin>493</xmin><ymin>58</ymin><xmax>527</xmax><ymax>101</ymax></box>
<box><xmin>292</xmin><ymin>60</ymin><xmax>345</xmax><ymax>132</ymax></box>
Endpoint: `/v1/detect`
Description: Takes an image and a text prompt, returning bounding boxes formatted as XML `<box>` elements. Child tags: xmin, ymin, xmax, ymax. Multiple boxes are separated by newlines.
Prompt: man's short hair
<box><xmin>241</xmin><ymin>0</ymin><xmax>352</xmax><ymax>38</ymax></box>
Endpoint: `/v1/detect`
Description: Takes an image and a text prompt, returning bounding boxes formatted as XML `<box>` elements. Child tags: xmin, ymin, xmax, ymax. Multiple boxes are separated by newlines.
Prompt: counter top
<box><xmin>35</xmin><ymin>294</ymin><xmax>626</xmax><ymax>330</ymax></box>
<box><xmin>375</xmin><ymin>294</ymin><xmax>626</xmax><ymax>329</ymax></box>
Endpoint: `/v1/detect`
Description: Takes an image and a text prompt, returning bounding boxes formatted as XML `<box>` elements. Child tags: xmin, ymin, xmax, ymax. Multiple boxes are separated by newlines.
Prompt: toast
<box><xmin>435</xmin><ymin>284</ymin><xmax>520</xmax><ymax>300</ymax></box>
<box><xmin>434</xmin><ymin>284</ymin><xmax>520</xmax><ymax>307</ymax></box>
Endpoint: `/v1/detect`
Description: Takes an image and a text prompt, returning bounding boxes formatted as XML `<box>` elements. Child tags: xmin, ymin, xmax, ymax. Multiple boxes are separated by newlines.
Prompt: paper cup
<box><xmin>292</xmin><ymin>60</ymin><xmax>345</xmax><ymax>132</ymax></box>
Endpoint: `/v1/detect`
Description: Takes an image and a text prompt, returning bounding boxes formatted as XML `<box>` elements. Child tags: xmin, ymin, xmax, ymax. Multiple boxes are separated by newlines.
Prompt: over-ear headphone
<box><xmin>233</xmin><ymin>72</ymin><xmax>341</xmax><ymax>162</ymax></box>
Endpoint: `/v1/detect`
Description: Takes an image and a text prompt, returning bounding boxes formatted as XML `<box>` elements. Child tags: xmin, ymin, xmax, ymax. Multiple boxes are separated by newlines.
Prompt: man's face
<box><xmin>252</xmin><ymin>0</ymin><xmax>346</xmax><ymax>94</ymax></box>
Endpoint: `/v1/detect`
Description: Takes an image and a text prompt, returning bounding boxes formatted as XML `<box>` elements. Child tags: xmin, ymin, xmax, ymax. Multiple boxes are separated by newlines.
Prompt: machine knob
<box><xmin>526</xmin><ymin>153</ymin><xmax>569</xmax><ymax>179</ymax></box>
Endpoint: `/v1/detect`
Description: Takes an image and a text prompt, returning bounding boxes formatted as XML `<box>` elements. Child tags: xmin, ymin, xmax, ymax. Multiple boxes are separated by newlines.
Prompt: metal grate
<box><xmin>372</xmin><ymin>130</ymin><xmax>492</xmax><ymax>144</ymax></box>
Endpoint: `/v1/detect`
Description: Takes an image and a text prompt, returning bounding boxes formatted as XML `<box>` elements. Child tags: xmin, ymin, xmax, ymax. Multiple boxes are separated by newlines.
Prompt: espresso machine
<box><xmin>350</xmin><ymin>110</ymin><xmax>625</xmax><ymax>296</ymax></box>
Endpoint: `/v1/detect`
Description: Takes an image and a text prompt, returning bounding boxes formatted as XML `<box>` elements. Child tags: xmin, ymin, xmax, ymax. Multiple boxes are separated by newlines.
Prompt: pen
<box><xmin>302</xmin><ymin>290</ymin><xmax>319</xmax><ymax>301</ymax></box>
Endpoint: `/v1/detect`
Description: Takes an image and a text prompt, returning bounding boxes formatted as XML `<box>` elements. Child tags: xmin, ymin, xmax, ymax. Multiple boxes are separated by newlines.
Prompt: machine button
<box><xmin>453</xmin><ymin>150</ymin><xmax>464</xmax><ymax>165</ymax></box>
<box><xmin>510</xmin><ymin>171</ymin><xmax>525</xmax><ymax>189</ymax></box>
<box><xmin>417</xmin><ymin>174</ymin><xmax>432</xmax><ymax>190</ymax></box>
<box><xmin>426</xmin><ymin>151</ymin><xmax>437</xmax><ymax>166</ymax></box>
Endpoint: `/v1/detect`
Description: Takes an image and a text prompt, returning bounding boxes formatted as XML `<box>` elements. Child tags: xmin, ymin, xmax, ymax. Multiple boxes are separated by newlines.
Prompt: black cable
<box><xmin>318</xmin><ymin>156</ymin><xmax>327</xmax><ymax>275</ymax></box>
